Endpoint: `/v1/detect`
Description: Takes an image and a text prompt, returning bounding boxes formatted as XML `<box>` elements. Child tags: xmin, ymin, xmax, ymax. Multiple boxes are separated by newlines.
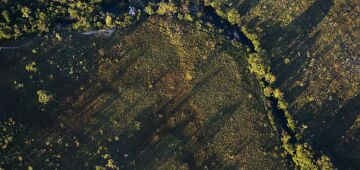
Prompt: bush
<box><xmin>277</xmin><ymin>99</ymin><xmax>288</xmax><ymax>110</ymax></box>
<box><xmin>37</xmin><ymin>90</ymin><xmax>52</xmax><ymax>104</ymax></box>
<box><xmin>241</xmin><ymin>27</ymin><xmax>261</xmax><ymax>52</ymax></box>
<box><xmin>21</xmin><ymin>6</ymin><xmax>31</xmax><ymax>18</ymax></box>
<box><xmin>317</xmin><ymin>155</ymin><xmax>334</xmax><ymax>170</ymax></box>
<box><xmin>105</xmin><ymin>15</ymin><xmax>113</xmax><ymax>28</ymax></box>
<box><xmin>248</xmin><ymin>53</ymin><xmax>266</xmax><ymax>79</ymax></box>
<box><xmin>273</xmin><ymin>88</ymin><xmax>283</xmax><ymax>98</ymax></box>
<box><xmin>145</xmin><ymin>6</ymin><xmax>155</xmax><ymax>15</ymax></box>
<box><xmin>226</xmin><ymin>8</ymin><xmax>241</xmax><ymax>25</ymax></box>
<box><xmin>156</xmin><ymin>2</ymin><xmax>177</xmax><ymax>15</ymax></box>
<box><xmin>25</xmin><ymin>62</ymin><xmax>37</xmax><ymax>72</ymax></box>
<box><xmin>2</xmin><ymin>10</ymin><xmax>11</xmax><ymax>23</ymax></box>
<box><xmin>184</xmin><ymin>13</ymin><xmax>193</xmax><ymax>21</ymax></box>
<box><xmin>263</xmin><ymin>87</ymin><xmax>273</xmax><ymax>97</ymax></box>
<box><xmin>265</xmin><ymin>73</ymin><xmax>276</xmax><ymax>84</ymax></box>
<box><xmin>293</xmin><ymin>144</ymin><xmax>317</xmax><ymax>170</ymax></box>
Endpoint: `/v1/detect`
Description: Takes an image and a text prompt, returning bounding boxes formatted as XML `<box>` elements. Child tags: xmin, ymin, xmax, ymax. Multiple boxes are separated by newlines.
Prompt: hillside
<box><xmin>0</xmin><ymin>0</ymin><xmax>358</xmax><ymax>169</ymax></box>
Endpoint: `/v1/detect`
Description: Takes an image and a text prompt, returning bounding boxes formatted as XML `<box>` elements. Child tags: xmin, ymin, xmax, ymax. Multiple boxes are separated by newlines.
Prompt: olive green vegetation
<box><xmin>0</xmin><ymin>0</ymin><xmax>358</xmax><ymax>169</ymax></box>
<box><xmin>247</xmin><ymin>48</ymin><xmax>334</xmax><ymax>170</ymax></box>
<box><xmin>0</xmin><ymin>0</ymin><xmax>138</xmax><ymax>39</ymax></box>
<box><xmin>203</xmin><ymin>0</ymin><xmax>359</xmax><ymax>169</ymax></box>
<box><xmin>0</xmin><ymin>13</ymin><xmax>289</xmax><ymax>169</ymax></box>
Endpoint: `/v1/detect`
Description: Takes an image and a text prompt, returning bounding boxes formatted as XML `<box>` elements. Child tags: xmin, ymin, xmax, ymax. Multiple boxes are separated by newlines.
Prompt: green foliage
<box><xmin>1</xmin><ymin>10</ymin><xmax>11</xmax><ymax>23</ymax></box>
<box><xmin>21</xmin><ymin>6</ymin><xmax>31</xmax><ymax>18</ymax></box>
<box><xmin>95</xmin><ymin>165</ymin><xmax>106</xmax><ymax>170</ymax></box>
<box><xmin>273</xmin><ymin>88</ymin><xmax>283</xmax><ymax>98</ymax></box>
<box><xmin>25</xmin><ymin>62</ymin><xmax>37</xmax><ymax>72</ymax></box>
<box><xmin>0</xmin><ymin>1</ymin><xmax>137</xmax><ymax>40</ymax></box>
<box><xmin>0</xmin><ymin>118</ymin><xmax>16</xmax><ymax>150</ymax></box>
<box><xmin>156</xmin><ymin>2</ymin><xmax>177</xmax><ymax>15</ymax></box>
<box><xmin>90</xmin><ymin>0</ymin><xmax>102</xmax><ymax>3</ymax></box>
<box><xmin>105</xmin><ymin>15</ymin><xmax>113</xmax><ymax>28</ymax></box>
<box><xmin>277</xmin><ymin>99</ymin><xmax>288</xmax><ymax>110</ymax></box>
<box><xmin>35</xmin><ymin>11</ymin><xmax>49</xmax><ymax>32</ymax></box>
<box><xmin>226</xmin><ymin>8</ymin><xmax>241</xmax><ymax>25</ymax></box>
<box><xmin>284</xmin><ymin>111</ymin><xmax>296</xmax><ymax>131</ymax></box>
<box><xmin>317</xmin><ymin>155</ymin><xmax>334</xmax><ymax>170</ymax></box>
<box><xmin>265</xmin><ymin>73</ymin><xmax>276</xmax><ymax>84</ymax></box>
<box><xmin>241</xmin><ymin>27</ymin><xmax>261</xmax><ymax>52</ymax></box>
<box><xmin>281</xmin><ymin>134</ymin><xmax>321</xmax><ymax>170</ymax></box>
<box><xmin>184</xmin><ymin>13</ymin><xmax>194</xmax><ymax>22</ymax></box>
<box><xmin>145</xmin><ymin>6</ymin><xmax>155</xmax><ymax>15</ymax></box>
<box><xmin>263</xmin><ymin>87</ymin><xmax>273</xmax><ymax>97</ymax></box>
<box><xmin>0</xmin><ymin>23</ymin><xmax>12</xmax><ymax>39</ymax></box>
<box><xmin>248</xmin><ymin>53</ymin><xmax>266</xmax><ymax>79</ymax></box>
<box><xmin>293</xmin><ymin>144</ymin><xmax>317</xmax><ymax>170</ymax></box>
<box><xmin>37</xmin><ymin>90</ymin><xmax>52</xmax><ymax>104</ymax></box>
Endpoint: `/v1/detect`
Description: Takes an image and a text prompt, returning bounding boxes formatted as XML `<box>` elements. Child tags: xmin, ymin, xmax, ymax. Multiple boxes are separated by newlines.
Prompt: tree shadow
<box><xmin>297</xmin><ymin>94</ymin><xmax>360</xmax><ymax>169</ymax></box>
<box><xmin>262</xmin><ymin>0</ymin><xmax>334</xmax><ymax>51</ymax></box>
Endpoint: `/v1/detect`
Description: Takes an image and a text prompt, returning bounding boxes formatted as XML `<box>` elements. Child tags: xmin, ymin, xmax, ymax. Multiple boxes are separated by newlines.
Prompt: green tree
<box><xmin>105</xmin><ymin>15</ymin><xmax>113</xmax><ymax>28</ymax></box>
<box><xmin>21</xmin><ymin>6</ymin><xmax>31</xmax><ymax>18</ymax></box>
<box><xmin>156</xmin><ymin>2</ymin><xmax>177</xmax><ymax>15</ymax></box>
<box><xmin>1</xmin><ymin>10</ymin><xmax>11</xmax><ymax>23</ymax></box>
<box><xmin>227</xmin><ymin>8</ymin><xmax>241</xmax><ymax>25</ymax></box>
<box><xmin>248</xmin><ymin>53</ymin><xmax>266</xmax><ymax>79</ymax></box>
<box><xmin>145</xmin><ymin>6</ymin><xmax>155</xmax><ymax>15</ymax></box>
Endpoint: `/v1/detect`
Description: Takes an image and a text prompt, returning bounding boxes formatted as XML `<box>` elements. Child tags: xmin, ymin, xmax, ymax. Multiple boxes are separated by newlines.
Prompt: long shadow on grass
<box><xmin>105</xmin><ymin>68</ymin><xmax>222</xmax><ymax>169</ymax></box>
<box><xmin>298</xmin><ymin>94</ymin><xmax>360</xmax><ymax>169</ymax></box>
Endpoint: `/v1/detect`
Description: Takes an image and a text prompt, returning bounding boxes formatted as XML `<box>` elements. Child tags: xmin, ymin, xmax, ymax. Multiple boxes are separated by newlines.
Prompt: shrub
<box><xmin>184</xmin><ymin>13</ymin><xmax>193</xmax><ymax>22</ymax></box>
<box><xmin>37</xmin><ymin>90</ymin><xmax>52</xmax><ymax>104</ymax></box>
<box><xmin>265</xmin><ymin>73</ymin><xmax>276</xmax><ymax>84</ymax></box>
<box><xmin>36</xmin><ymin>11</ymin><xmax>49</xmax><ymax>32</ymax></box>
<box><xmin>156</xmin><ymin>2</ymin><xmax>177</xmax><ymax>15</ymax></box>
<box><xmin>1</xmin><ymin>10</ymin><xmax>11</xmax><ymax>23</ymax></box>
<box><xmin>293</xmin><ymin>144</ymin><xmax>317</xmax><ymax>170</ymax></box>
<box><xmin>105</xmin><ymin>15</ymin><xmax>113</xmax><ymax>28</ymax></box>
<box><xmin>25</xmin><ymin>62</ymin><xmax>38</xmax><ymax>72</ymax></box>
<box><xmin>241</xmin><ymin>27</ymin><xmax>261</xmax><ymax>52</ymax></box>
<box><xmin>226</xmin><ymin>8</ymin><xmax>241</xmax><ymax>25</ymax></box>
<box><xmin>248</xmin><ymin>53</ymin><xmax>266</xmax><ymax>79</ymax></box>
<box><xmin>317</xmin><ymin>155</ymin><xmax>334</xmax><ymax>170</ymax></box>
<box><xmin>145</xmin><ymin>6</ymin><xmax>155</xmax><ymax>15</ymax></box>
<box><xmin>277</xmin><ymin>99</ymin><xmax>288</xmax><ymax>110</ymax></box>
<box><xmin>21</xmin><ymin>6</ymin><xmax>31</xmax><ymax>18</ymax></box>
<box><xmin>273</xmin><ymin>88</ymin><xmax>283</xmax><ymax>98</ymax></box>
<box><xmin>284</xmin><ymin>111</ymin><xmax>296</xmax><ymax>131</ymax></box>
<box><xmin>263</xmin><ymin>87</ymin><xmax>273</xmax><ymax>97</ymax></box>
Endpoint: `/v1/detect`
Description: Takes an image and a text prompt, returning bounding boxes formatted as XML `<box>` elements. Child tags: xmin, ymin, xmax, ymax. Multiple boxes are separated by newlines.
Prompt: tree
<box><xmin>105</xmin><ymin>15</ymin><xmax>113</xmax><ymax>28</ymax></box>
<box><xmin>145</xmin><ymin>6</ymin><xmax>155</xmax><ymax>15</ymax></box>
<box><xmin>1</xmin><ymin>10</ymin><xmax>11</xmax><ymax>23</ymax></box>
<box><xmin>156</xmin><ymin>2</ymin><xmax>177</xmax><ymax>15</ymax></box>
<box><xmin>248</xmin><ymin>53</ymin><xmax>266</xmax><ymax>79</ymax></box>
<box><xmin>21</xmin><ymin>6</ymin><xmax>31</xmax><ymax>18</ymax></box>
<box><xmin>273</xmin><ymin>88</ymin><xmax>283</xmax><ymax>98</ymax></box>
<box><xmin>263</xmin><ymin>87</ymin><xmax>273</xmax><ymax>97</ymax></box>
<box><xmin>265</xmin><ymin>73</ymin><xmax>276</xmax><ymax>84</ymax></box>
<box><xmin>37</xmin><ymin>90</ymin><xmax>52</xmax><ymax>104</ymax></box>
<box><xmin>227</xmin><ymin>8</ymin><xmax>241</xmax><ymax>25</ymax></box>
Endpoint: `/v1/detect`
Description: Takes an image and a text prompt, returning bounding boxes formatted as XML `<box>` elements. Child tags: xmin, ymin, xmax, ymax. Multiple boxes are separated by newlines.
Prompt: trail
<box><xmin>0</xmin><ymin>41</ymin><xmax>32</xmax><ymax>50</ymax></box>
<box><xmin>79</xmin><ymin>29</ymin><xmax>116</xmax><ymax>38</ymax></box>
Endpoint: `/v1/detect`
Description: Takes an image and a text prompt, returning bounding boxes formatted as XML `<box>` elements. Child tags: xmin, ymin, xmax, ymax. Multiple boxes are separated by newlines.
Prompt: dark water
<box><xmin>202</xmin><ymin>6</ymin><xmax>255</xmax><ymax>52</ymax></box>
<box><xmin>269</xmin><ymin>96</ymin><xmax>297</xmax><ymax>143</ymax></box>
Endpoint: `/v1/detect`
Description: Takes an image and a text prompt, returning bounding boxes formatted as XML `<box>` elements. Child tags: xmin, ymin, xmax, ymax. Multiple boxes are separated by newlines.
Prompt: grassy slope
<box><xmin>0</xmin><ymin>16</ymin><xmax>288</xmax><ymax>169</ymax></box>
<box><xmin>207</xmin><ymin>0</ymin><xmax>359</xmax><ymax>168</ymax></box>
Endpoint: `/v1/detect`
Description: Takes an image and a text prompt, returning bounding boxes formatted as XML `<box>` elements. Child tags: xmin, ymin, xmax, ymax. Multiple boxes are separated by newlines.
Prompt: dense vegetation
<box><xmin>0</xmin><ymin>0</ymin><xmax>139</xmax><ymax>39</ymax></box>
<box><xmin>1</xmin><ymin>0</ymin><xmax>358</xmax><ymax>169</ymax></box>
